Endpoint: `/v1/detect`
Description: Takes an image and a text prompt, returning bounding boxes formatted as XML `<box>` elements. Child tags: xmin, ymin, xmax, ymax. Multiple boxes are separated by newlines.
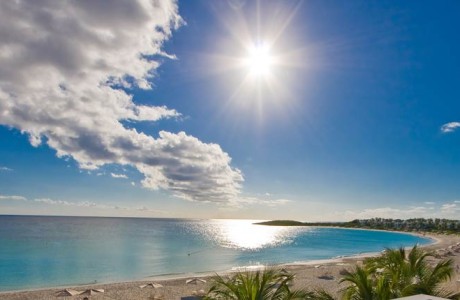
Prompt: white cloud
<box><xmin>326</xmin><ymin>206</ymin><xmax>428</xmax><ymax>221</ymax></box>
<box><xmin>325</xmin><ymin>203</ymin><xmax>460</xmax><ymax>221</ymax></box>
<box><xmin>33</xmin><ymin>197</ymin><xmax>164</xmax><ymax>214</ymax></box>
<box><xmin>441</xmin><ymin>122</ymin><xmax>460</xmax><ymax>133</ymax></box>
<box><xmin>358</xmin><ymin>206</ymin><xmax>429</xmax><ymax>218</ymax></box>
<box><xmin>136</xmin><ymin>206</ymin><xmax>160</xmax><ymax>212</ymax></box>
<box><xmin>424</xmin><ymin>201</ymin><xmax>435</xmax><ymax>205</ymax></box>
<box><xmin>111</xmin><ymin>173</ymin><xmax>128</xmax><ymax>179</ymax></box>
<box><xmin>439</xmin><ymin>202</ymin><xmax>460</xmax><ymax>217</ymax></box>
<box><xmin>235</xmin><ymin>196</ymin><xmax>292</xmax><ymax>207</ymax></box>
<box><xmin>266</xmin><ymin>198</ymin><xmax>292</xmax><ymax>206</ymax></box>
<box><xmin>0</xmin><ymin>0</ymin><xmax>243</xmax><ymax>203</ymax></box>
<box><xmin>0</xmin><ymin>195</ymin><xmax>27</xmax><ymax>201</ymax></box>
<box><xmin>0</xmin><ymin>166</ymin><xmax>12</xmax><ymax>171</ymax></box>
<box><xmin>441</xmin><ymin>203</ymin><xmax>457</xmax><ymax>210</ymax></box>
<box><xmin>34</xmin><ymin>198</ymin><xmax>97</xmax><ymax>207</ymax></box>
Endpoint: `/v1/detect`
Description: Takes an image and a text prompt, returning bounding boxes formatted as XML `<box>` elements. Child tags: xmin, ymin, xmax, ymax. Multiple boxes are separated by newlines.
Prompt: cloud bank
<box><xmin>0</xmin><ymin>194</ymin><xmax>164</xmax><ymax>214</ymax></box>
<box><xmin>0</xmin><ymin>0</ymin><xmax>243</xmax><ymax>203</ymax></box>
<box><xmin>35</xmin><ymin>198</ymin><xmax>97</xmax><ymax>207</ymax></box>
<box><xmin>325</xmin><ymin>201</ymin><xmax>460</xmax><ymax>221</ymax></box>
<box><xmin>0</xmin><ymin>195</ymin><xmax>27</xmax><ymax>201</ymax></box>
<box><xmin>441</xmin><ymin>122</ymin><xmax>460</xmax><ymax>133</ymax></box>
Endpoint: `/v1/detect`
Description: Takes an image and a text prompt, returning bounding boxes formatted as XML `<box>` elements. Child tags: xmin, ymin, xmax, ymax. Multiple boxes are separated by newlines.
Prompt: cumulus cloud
<box><xmin>111</xmin><ymin>173</ymin><xmax>128</xmax><ymax>179</ymax></box>
<box><xmin>0</xmin><ymin>195</ymin><xmax>27</xmax><ymax>201</ymax></box>
<box><xmin>0</xmin><ymin>0</ymin><xmax>243</xmax><ymax>203</ymax></box>
<box><xmin>441</xmin><ymin>122</ymin><xmax>460</xmax><ymax>133</ymax></box>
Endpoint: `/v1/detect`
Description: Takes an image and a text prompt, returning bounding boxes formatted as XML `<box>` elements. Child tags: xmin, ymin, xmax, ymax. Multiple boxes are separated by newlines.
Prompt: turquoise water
<box><xmin>0</xmin><ymin>216</ymin><xmax>432</xmax><ymax>291</ymax></box>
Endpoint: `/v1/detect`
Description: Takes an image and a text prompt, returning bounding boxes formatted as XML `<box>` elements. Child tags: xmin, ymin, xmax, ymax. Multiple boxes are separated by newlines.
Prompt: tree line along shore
<box><xmin>256</xmin><ymin>218</ymin><xmax>460</xmax><ymax>234</ymax></box>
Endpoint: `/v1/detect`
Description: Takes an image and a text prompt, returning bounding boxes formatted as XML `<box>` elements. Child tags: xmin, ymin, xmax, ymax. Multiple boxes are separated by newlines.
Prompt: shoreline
<box><xmin>1</xmin><ymin>232</ymin><xmax>458</xmax><ymax>299</ymax></box>
<box><xmin>0</xmin><ymin>229</ymin><xmax>435</xmax><ymax>294</ymax></box>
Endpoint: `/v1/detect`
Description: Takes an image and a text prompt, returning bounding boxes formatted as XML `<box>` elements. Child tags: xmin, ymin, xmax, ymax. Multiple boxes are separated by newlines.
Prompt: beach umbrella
<box><xmin>56</xmin><ymin>289</ymin><xmax>80</xmax><ymax>297</ymax></box>
<box><xmin>186</xmin><ymin>278</ymin><xmax>206</xmax><ymax>285</ymax></box>
<box><xmin>139</xmin><ymin>282</ymin><xmax>163</xmax><ymax>289</ymax></box>
<box><xmin>79</xmin><ymin>289</ymin><xmax>104</xmax><ymax>295</ymax></box>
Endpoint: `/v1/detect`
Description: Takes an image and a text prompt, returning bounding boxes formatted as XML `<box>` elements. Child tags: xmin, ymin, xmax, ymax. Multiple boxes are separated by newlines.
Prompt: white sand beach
<box><xmin>1</xmin><ymin>233</ymin><xmax>459</xmax><ymax>300</ymax></box>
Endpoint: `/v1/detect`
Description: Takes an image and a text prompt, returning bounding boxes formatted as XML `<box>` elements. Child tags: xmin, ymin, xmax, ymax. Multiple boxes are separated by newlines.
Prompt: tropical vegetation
<box><xmin>205</xmin><ymin>246</ymin><xmax>459</xmax><ymax>300</ymax></box>
<box><xmin>257</xmin><ymin>218</ymin><xmax>460</xmax><ymax>234</ymax></box>
<box><xmin>204</xmin><ymin>268</ymin><xmax>330</xmax><ymax>300</ymax></box>
<box><xmin>345</xmin><ymin>218</ymin><xmax>460</xmax><ymax>234</ymax></box>
<box><xmin>341</xmin><ymin>246</ymin><xmax>459</xmax><ymax>299</ymax></box>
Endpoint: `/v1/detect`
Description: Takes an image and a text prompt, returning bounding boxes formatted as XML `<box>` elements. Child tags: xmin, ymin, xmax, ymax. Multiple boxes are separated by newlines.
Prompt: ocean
<box><xmin>0</xmin><ymin>216</ymin><xmax>432</xmax><ymax>291</ymax></box>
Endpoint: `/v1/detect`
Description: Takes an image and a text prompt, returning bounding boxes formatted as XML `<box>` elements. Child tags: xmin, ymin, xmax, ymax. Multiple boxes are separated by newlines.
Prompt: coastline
<box><xmin>1</xmin><ymin>232</ymin><xmax>458</xmax><ymax>299</ymax></box>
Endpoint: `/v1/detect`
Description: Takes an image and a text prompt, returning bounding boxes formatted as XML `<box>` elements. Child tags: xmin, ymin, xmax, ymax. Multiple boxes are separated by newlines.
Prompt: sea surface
<box><xmin>0</xmin><ymin>216</ymin><xmax>432</xmax><ymax>291</ymax></box>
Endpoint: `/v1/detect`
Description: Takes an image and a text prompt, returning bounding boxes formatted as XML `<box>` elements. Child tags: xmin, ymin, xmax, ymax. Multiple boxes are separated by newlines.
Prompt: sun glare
<box><xmin>245</xmin><ymin>44</ymin><xmax>273</xmax><ymax>76</ymax></box>
<box><xmin>212</xmin><ymin>219</ymin><xmax>292</xmax><ymax>250</ymax></box>
<box><xmin>204</xmin><ymin>1</ymin><xmax>303</xmax><ymax>124</ymax></box>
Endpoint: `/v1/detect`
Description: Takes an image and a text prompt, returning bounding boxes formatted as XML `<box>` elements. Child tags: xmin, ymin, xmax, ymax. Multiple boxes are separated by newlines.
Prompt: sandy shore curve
<box><xmin>1</xmin><ymin>232</ymin><xmax>459</xmax><ymax>300</ymax></box>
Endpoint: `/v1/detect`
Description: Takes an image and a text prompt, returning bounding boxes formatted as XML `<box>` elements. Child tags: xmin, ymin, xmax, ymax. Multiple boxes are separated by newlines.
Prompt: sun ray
<box><xmin>200</xmin><ymin>1</ymin><xmax>307</xmax><ymax>127</ymax></box>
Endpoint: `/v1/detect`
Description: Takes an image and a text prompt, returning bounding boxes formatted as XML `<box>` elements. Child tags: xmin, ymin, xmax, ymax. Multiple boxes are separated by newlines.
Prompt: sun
<box><xmin>244</xmin><ymin>43</ymin><xmax>273</xmax><ymax>76</ymax></box>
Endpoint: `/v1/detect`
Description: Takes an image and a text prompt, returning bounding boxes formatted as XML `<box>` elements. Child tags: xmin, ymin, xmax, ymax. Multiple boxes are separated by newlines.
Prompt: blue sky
<box><xmin>0</xmin><ymin>0</ymin><xmax>459</xmax><ymax>221</ymax></box>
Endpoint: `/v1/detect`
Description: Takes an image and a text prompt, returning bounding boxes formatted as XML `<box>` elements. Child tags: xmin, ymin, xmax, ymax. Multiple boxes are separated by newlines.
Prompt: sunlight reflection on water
<box><xmin>199</xmin><ymin>219</ymin><xmax>308</xmax><ymax>250</ymax></box>
<box><xmin>0</xmin><ymin>217</ymin><xmax>433</xmax><ymax>291</ymax></box>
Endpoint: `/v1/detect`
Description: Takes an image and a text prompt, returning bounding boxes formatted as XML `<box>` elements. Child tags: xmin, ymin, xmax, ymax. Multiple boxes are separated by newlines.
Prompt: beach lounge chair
<box><xmin>55</xmin><ymin>289</ymin><xmax>80</xmax><ymax>297</ymax></box>
<box><xmin>140</xmin><ymin>282</ymin><xmax>164</xmax><ymax>289</ymax></box>
<box><xmin>79</xmin><ymin>289</ymin><xmax>104</xmax><ymax>296</ymax></box>
<box><xmin>185</xmin><ymin>278</ymin><xmax>206</xmax><ymax>284</ymax></box>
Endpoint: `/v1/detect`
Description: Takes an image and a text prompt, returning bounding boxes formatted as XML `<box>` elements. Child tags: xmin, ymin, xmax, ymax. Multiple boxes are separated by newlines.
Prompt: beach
<box><xmin>1</xmin><ymin>232</ymin><xmax>459</xmax><ymax>300</ymax></box>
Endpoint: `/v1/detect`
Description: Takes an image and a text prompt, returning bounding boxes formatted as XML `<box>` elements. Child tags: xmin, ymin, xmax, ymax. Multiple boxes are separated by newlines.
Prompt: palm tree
<box><xmin>342</xmin><ymin>246</ymin><xmax>460</xmax><ymax>300</ymax></box>
<box><xmin>310</xmin><ymin>289</ymin><xmax>337</xmax><ymax>300</ymax></box>
<box><xmin>403</xmin><ymin>258</ymin><xmax>459</xmax><ymax>299</ymax></box>
<box><xmin>205</xmin><ymin>246</ymin><xmax>459</xmax><ymax>300</ymax></box>
<box><xmin>340</xmin><ymin>266</ymin><xmax>392</xmax><ymax>300</ymax></box>
<box><xmin>369</xmin><ymin>246</ymin><xmax>458</xmax><ymax>298</ymax></box>
<box><xmin>205</xmin><ymin>269</ymin><xmax>320</xmax><ymax>300</ymax></box>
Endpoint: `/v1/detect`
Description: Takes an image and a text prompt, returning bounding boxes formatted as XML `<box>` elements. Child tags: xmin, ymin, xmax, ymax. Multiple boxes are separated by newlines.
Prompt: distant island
<box><xmin>256</xmin><ymin>218</ymin><xmax>460</xmax><ymax>234</ymax></box>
